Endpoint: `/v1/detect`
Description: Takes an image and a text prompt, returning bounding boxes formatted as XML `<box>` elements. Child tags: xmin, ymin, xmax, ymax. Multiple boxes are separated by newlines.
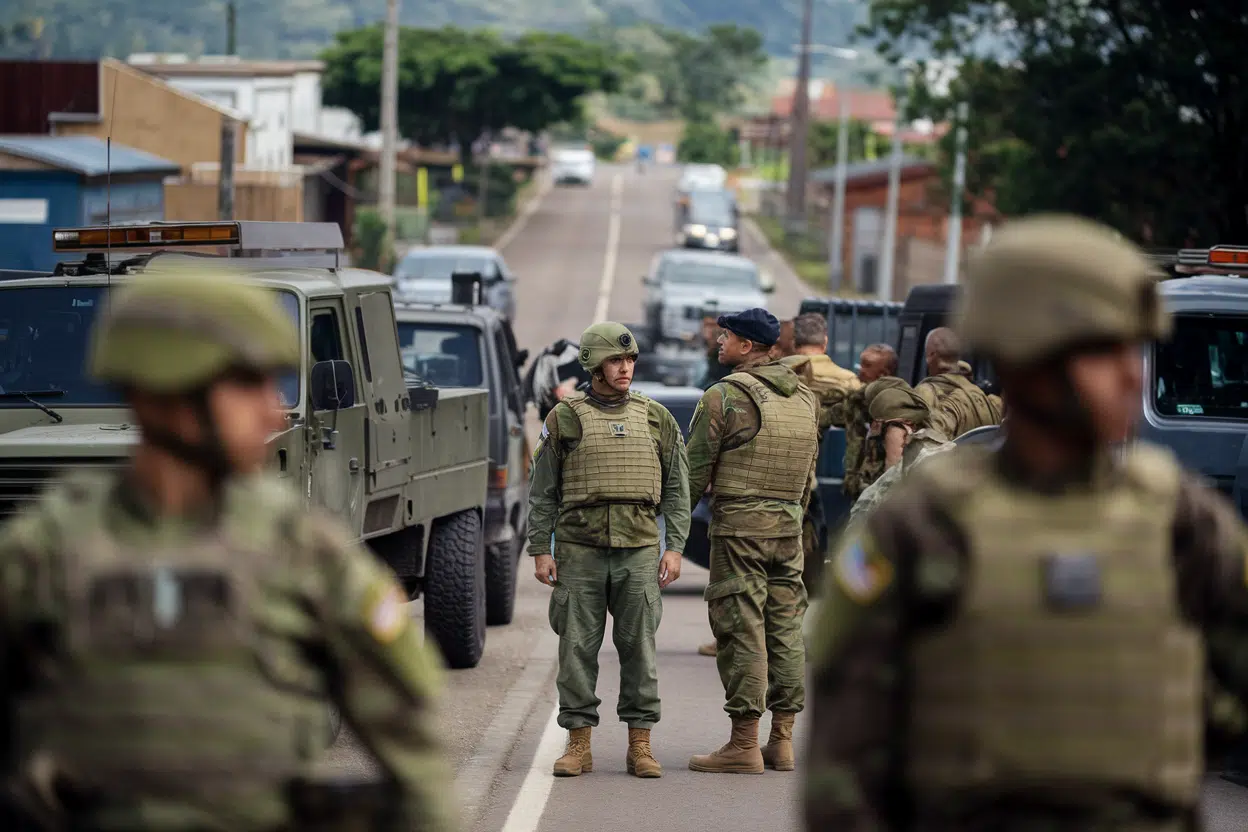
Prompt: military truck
<box><xmin>0</xmin><ymin>221</ymin><xmax>492</xmax><ymax>670</ymax></box>
<box><xmin>392</xmin><ymin>275</ymin><xmax>530</xmax><ymax>626</ymax></box>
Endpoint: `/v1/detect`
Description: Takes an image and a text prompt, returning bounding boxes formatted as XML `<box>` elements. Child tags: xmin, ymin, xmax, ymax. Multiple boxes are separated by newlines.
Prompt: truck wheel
<box><xmin>424</xmin><ymin>509</ymin><xmax>487</xmax><ymax>669</ymax></box>
<box><xmin>486</xmin><ymin>538</ymin><xmax>519</xmax><ymax>626</ymax></box>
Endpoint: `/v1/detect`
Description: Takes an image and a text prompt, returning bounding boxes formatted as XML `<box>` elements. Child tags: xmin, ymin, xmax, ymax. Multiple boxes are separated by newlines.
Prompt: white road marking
<box><xmin>592</xmin><ymin>173</ymin><xmax>624</xmax><ymax>323</ymax></box>
<box><xmin>498</xmin><ymin>705</ymin><xmax>564</xmax><ymax>832</ymax></box>
<box><xmin>496</xmin><ymin>174</ymin><xmax>554</xmax><ymax>252</ymax></box>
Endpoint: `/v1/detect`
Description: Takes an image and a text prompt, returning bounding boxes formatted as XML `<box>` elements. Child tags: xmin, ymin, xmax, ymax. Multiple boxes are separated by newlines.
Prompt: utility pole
<box><xmin>826</xmin><ymin>95</ymin><xmax>850</xmax><ymax>295</ymax></box>
<box><xmin>378</xmin><ymin>0</ymin><xmax>400</xmax><ymax>257</ymax></box>
<box><xmin>878</xmin><ymin>95</ymin><xmax>906</xmax><ymax>302</ymax></box>
<box><xmin>218</xmin><ymin>119</ymin><xmax>236</xmax><ymax>220</ymax></box>
<box><xmin>226</xmin><ymin>2</ymin><xmax>237</xmax><ymax>56</ymax></box>
<box><xmin>784</xmin><ymin>0</ymin><xmax>815</xmax><ymax>234</ymax></box>
<box><xmin>943</xmin><ymin>101</ymin><xmax>969</xmax><ymax>284</ymax></box>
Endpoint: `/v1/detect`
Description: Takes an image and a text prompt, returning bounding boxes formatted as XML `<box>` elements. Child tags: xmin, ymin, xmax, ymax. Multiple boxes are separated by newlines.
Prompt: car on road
<box><xmin>676</xmin><ymin>188</ymin><xmax>740</xmax><ymax>252</ymax></box>
<box><xmin>642</xmin><ymin>249</ymin><xmax>772</xmax><ymax>345</ymax></box>
<box><xmin>392</xmin><ymin>245</ymin><xmax>517</xmax><ymax>321</ymax></box>
<box><xmin>393</xmin><ymin>289</ymin><xmax>531</xmax><ymax>627</ymax></box>
<box><xmin>677</xmin><ymin>163</ymin><xmax>727</xmax><ymax>200</ymax></box>
<box><xmin>550</xmin><ymin>146</ymin><xmax>596</xmax><ymax>185</ymax></box>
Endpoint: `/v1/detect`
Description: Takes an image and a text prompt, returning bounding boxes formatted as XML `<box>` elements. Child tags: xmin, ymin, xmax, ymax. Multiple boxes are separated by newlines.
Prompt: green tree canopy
<box><xmin>321</xmin><ymin>25</ymin><xmax>623</xmax><ymax>158</ymax></box>
<box><xmin>677</xmin><ymin>119</ymin><xmax>739</xmax><ymax>167</ymax></box>
<box><xmin>862</xmin><ymin>0</ymin><xmax>1246</xmax><ymax>244</ymax></box>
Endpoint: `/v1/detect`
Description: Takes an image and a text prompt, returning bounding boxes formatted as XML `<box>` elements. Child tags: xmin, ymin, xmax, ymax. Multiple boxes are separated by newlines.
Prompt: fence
<box><xmin>165</xmin><ymin>165</ymin><xmax>304</xmax><ymax>223</ymax></box>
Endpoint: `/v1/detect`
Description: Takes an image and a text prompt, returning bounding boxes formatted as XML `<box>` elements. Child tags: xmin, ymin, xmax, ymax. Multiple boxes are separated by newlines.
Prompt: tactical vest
<box><xmin>906</xmin><ymin>444</ymin><xmax>1203</xmax><ymax>809</ymax></box>
<box><xmin>901</xmin><ymin>427</ymin><xmax>950</xmax><ymax>470</ymax></box>
<box><xmin>560</xmin><ymin>393</ymin><xmax>662</xmax><ymax>508</ymax></box>
<box><xmin>12</xmin><ymin>473</ymin><xmax>324</xmax><ymax>823</ymax></box>
<box><xmin>713</xmin><ymin>372</ymin><xmax>819</xmax><ymax>502</ymax></box>
<box><xmin>917</xmin><ymin>373</ymin><xmax>1001</xmax><ymax>438</ymax></box>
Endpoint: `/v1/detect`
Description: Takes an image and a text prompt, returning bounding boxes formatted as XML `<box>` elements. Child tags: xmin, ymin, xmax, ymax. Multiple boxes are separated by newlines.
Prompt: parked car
<box><xmin>642</xmin><ymin>249</ymin><xmax>771</xmax><ymax>345</ymax></box>
<box><xmin>393</xmin><ymin>292</ymin><xmax>530</xmax><ymax>626</ymax></box>
<box><xmin>392</xmin><ymin>245</ymin><xmax>516</xmax><ymax>321</ymax></box>
<box><xmin>676</xmin><ymin>187</ymin><xmax>740</xmax><ymax>252</ymax></box>
<box><xmin>551</xmin><ymin>146</ymin><xmax>596</xmax><ymax>185</ymax></box>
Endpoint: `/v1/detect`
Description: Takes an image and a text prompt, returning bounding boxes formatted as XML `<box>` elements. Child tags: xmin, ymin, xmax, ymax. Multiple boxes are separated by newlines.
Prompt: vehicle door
<box><xmin>308</xmin><ymin>301</ymin><xmax>367</xmax><ymax>533</ymax></box>
<box><xmin>353</xmin><ymin>290</ymin><xmax>413</xmax><ymax>492</ymax></box>
<box><xmin>492</xmin><ymin>319</ymin><xmax>528</xmax><ymax>507</ymax></box>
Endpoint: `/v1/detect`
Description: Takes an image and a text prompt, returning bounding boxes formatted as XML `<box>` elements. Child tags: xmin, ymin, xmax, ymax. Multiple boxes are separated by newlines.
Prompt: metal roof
<box><xmin>0</xmin><ymin>136</ymin><xmax>179</xmax><ymax>177</ymax></box>
<box><xmin>809</xmin><ymin>156</ymin><xmax>933</xmax><ymax>185</ymax></box>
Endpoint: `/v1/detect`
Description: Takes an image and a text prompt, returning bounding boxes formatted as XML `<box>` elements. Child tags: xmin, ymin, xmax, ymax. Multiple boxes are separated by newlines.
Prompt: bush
<box><xmin>353</xmin><ymin>207</ymin><xmax>392</xmax><ymax>272</ymax></box>
<box><xmin>678</xmin><ymin>120</ymin><xmax>739</xmax><ymax>167</ymax></box>
<box><xmin>590</xmin><ymin>131</ymin><xmax>626</xmax><ymax>160</ymax></box>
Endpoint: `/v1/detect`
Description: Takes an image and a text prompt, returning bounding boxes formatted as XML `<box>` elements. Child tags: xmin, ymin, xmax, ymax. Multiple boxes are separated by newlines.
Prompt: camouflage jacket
<box><xmin>687</xmin><ymin>359</ymin><xmax>819</xmax><ymax>539</ymax></box>
<box><xmin>780</xmin><ymin>353</ymin><xmax>861</xmax><ymax>432</ymax></box>
<box><xmin>846</xmin><ymin>432</ymin><xmax>955</xmax><ymax>526</ymax></box>
<box><xmin>833</xmin><ymin>387</ymin><xmax>885</xmax><ymax>501</ymax></box>
<box><xmin>915</xmin><ymin>372</ymin><xmax>1002</xmax><ymax>439</ymax></box>
<box><xmin>807</xmin><ymin>446</ymin><xmax>1248</xmax><ymax>831</ymax></box>
<box><xmin>0</xmin><ymin>470</ymin><xmax>458</xmax><ymax>832</ymax></box>
<box><xmin>527</xmin><ymin>388</ymin><xmax>690</xmax><ymax>553</ymax></box>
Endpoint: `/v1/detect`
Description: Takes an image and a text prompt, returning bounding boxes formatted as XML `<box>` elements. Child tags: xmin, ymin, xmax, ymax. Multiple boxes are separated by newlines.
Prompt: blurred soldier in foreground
<box><xmin>835</xmin><ymin>344</ymin><xmax>897</xmax><ymax>501</ymax></box>
<box><xmin>687</xmin><ymin>309</ymin><xmax>820</xmax><ymax>774</ymax></box>
<box><xmin>806</xmin><ymin>214</ymin><xmax>1248</xmax><ymax>831</ymax></box>
<box><xmin>0</xmin><ymin>272</ymin><xmax>457</xmax><ymax>832</ymax></box>
<box><xmin>915</xmin><ymin>326</ymin><xmax>1001</xmax><ymax>438</ymax></box>
<box><xmin>528</xmin><ymin>322</ymin><xmax>690</xmax><ymax>779</ymax></box>
<box><xmin>779</xmin><ymin>313</ymin><xmax>862</xmax><ymax>595</ymax></box>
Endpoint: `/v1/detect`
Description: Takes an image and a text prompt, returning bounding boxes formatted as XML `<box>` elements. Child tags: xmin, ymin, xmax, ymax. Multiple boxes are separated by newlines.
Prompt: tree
<box><xmin>807</xmin><ymin>119</ymin><xmax>881</xmax><ymax>168</ymax></box>
<box><xmin>678</xmin><ymin>119</ymin><xmax>740</xmax><ymax>167</ymax></box>
<box><xmin>321</xmin><ymin>25</ymin><xmax>623</xmax><ymax>160</ymax></box>
<box><xmin>658</xmin><ymin>24</ymin><xmax>768</xmax><ymax>120</ymax></box>
<box><xmin>862</xmin><ymin>0</ymin><xmax>1246</xmax><ymax>244</ymax></box>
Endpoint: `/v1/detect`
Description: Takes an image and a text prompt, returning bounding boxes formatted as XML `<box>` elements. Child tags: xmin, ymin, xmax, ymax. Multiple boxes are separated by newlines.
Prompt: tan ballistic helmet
<box><xmin>956</xmin><ymin>214</ymin><xmax>1170</xmax><ymax>365</ymax></box>
<box><xmin>578</xmin><ymin>322</ymin><xmax>639</xmax><ymax>371</ymax></box>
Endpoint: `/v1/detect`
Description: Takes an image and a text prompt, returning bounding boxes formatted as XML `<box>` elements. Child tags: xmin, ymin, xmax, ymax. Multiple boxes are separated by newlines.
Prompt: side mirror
<box><xmin>514</xmin><ymin>348</ymin><xmax>530</xmax><ymax>368</ymax></box>
<box><xmin>310</xmin><ymin>360</ymin><xmax>357</xmax><ymax>411</ymax></box>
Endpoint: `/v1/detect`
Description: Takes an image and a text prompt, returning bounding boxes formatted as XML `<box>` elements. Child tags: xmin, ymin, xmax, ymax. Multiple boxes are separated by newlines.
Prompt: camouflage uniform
<box><xmin>832</xmin><ymin>387</ymin><xmax>885</xmax><ymax>501</ymax></box>
<box><xmin>527</xmin><ymin>322</ymin><xmax>690</xmax><ymax>779</ymax></box>
<box><xmin>687</xmin><ymin>358</ymin><xmax>820</xmax><ymax>774</ymax></box>
<box><xmin>0</xmin><ymin>273</ymin><xmax>456</xmax><ymax>832</ymax></box>
<box><xmin>806</xmin><ymin>215</ymin><xmax>1248</xmax><ymax>831</ymax></box>
<box><xmin>781</xmin><ymin>353</ymin><xmax>862</xmax><ymax>594</ymax></box>
<box><xmin>914</xmin><ymin>370</ymin><xmax>1002</xmax><ymax>439</ymax></box>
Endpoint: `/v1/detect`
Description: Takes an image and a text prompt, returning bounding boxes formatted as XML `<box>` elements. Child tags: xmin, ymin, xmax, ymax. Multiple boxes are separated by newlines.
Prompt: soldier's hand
<box><xmin>658</xmin><ymin>550</ymin><xmax>682</xmax><ymax>588</ymax></box>
<box><xmin>534</xmin><ymin>554</ymin><xmax>557</xmax><ymax>586</ymax></box>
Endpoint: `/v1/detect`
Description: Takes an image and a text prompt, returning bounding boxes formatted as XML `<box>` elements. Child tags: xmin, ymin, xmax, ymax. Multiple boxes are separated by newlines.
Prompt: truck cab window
<box><xmin>1154</xmin><ymin>315</ymin><xmax>1248</xmax><ymax>419</ymax></box>
<box><xmin>311</xmin><ymin>310</ymin><xmax>345</xmax><ymax>363</ymax></box>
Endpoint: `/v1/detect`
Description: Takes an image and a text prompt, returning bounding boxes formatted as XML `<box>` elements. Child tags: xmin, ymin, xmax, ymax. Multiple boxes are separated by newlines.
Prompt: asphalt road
<box><xmin>326</xmin><ymin>162</ymin><xmax>1248</xmax><ymax>831</ymax></box>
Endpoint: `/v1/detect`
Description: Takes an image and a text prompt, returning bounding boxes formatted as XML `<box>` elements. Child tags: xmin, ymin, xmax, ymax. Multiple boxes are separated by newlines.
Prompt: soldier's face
<box><xmin>1065</xmin><ymin>342</ymin><xmax>1144</xmax><ymax>443</ymax></box>
<box><xmin>207</xmin><ymin>375</ymin><xmax>288</xmax><ymax>473</ymax></box>
<box><xmin>599</xmin><ymin>355</ymin><xmax>635</xmax><ymax>393</ymax></box>
<box><xmin>718</xmin><ymin>331</ymin><xmax>752</xmax><ymax>365</ymax></box>
<box><xmin>859</xmin><ymin>353</ymin><xmax>887</xmax><ymax>383</ymax></box>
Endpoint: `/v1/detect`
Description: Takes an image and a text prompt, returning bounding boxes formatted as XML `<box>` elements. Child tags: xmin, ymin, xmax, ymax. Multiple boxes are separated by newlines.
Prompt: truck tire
<box><xmin>486</xmin><ymin>538</ymin><xmax>518</xmax><ymax>626</ymax></box>
<box><xmin>424</xmin><ymin>509</ymin><xmax>487</xmax><ymax>669</ymax></box>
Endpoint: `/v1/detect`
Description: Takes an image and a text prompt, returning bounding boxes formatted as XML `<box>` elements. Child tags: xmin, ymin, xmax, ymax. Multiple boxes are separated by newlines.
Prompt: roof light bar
<box><xmin>1207</xmin><ymin>245</ymin><xmax>1248</xmax><ymax>266</ymax></box>
<box><xmin>51</xmin><ymin>221</ymin><xmax>345</xmax><ymax>254</ymax></box>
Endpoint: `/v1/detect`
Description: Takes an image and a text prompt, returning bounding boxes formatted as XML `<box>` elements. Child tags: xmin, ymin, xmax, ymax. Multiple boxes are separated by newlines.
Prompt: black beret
<box><xmin>718</xmin><ymin>308</ymin><xmax>780</xmax><ymax>347</ymax></box>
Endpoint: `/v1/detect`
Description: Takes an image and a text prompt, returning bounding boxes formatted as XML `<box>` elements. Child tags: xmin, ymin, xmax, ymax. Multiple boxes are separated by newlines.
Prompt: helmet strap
<box><xmin>140</xmin><ymin>387</ymin><xmax>233</xmax><ymax>498</ymax></box>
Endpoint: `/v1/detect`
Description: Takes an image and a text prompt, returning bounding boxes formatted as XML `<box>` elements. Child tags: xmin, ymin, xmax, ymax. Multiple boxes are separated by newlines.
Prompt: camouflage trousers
<box><xmin>548</xmin><ymin>541</ymin><xmax>663</xmax><ymax>730</ymax></box>
<box><xmin>704</xmin><ymin>534</ymin><xmax>807</xmax><ymax>719</ymax></box>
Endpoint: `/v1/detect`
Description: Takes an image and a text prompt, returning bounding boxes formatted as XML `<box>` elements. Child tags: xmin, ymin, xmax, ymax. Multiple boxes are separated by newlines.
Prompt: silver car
<box><xmin>642</xmin><ymin>249</ymin><xmax>773</xmax><ymax>344</ymax></box>
<box><xmin>392</xmin><ymin>245</ymin><xmax>517</xmax><ymax>321</ymax></box>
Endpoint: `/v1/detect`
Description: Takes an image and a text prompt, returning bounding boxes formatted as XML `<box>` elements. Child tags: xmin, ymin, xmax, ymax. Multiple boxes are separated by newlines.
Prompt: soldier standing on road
<box><xmin>0</xmin><ymin>272</ymin><xmax>457</xmax><ymax>832</ymax></box>
<box><xmin>806</xmin><ymin>214</ymin><xmax>1248</xmax><ymax>831</ymax></box>
<box><xmin>686</xmin><ymin>309</ymin><xmax>820</xmax><ymax>775</ymax></box>
<box><xmin>915</xmin><ymin>326</ymin><xmax>1001</xmax><ymax>438</ymax></box>
<box><xmin>527</xmin><ymin>322</ymin><xmax>691</xmax><ymax>780</ymax></box>
<box><xmin>834</xmin><ymin>344</ymin><xmax>897</xmax><ymax>502</ymax></box>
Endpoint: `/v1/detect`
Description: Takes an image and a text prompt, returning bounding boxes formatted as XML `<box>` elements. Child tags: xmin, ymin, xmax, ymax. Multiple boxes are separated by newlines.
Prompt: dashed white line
<box><xmin>498</xmin><ymin>705</ymin><xmax>565</xmax><ymax>832</ymax></box>
<box><xmin>592</xmin><ymin>173</ymin><xmax>624</xmax><ymax>324</ymax></box>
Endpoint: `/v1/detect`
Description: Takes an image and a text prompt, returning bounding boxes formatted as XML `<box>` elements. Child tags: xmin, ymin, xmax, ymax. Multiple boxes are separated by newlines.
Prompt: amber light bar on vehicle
<box><xmin>1207</xmin><ymin>246</ymin><xmax>1248</xmax><ymax>266</ymax></box>
<box><xmin>52</xmin><ymin>222</ymin><xmax>241</xmax><ymax>252</ymax></box>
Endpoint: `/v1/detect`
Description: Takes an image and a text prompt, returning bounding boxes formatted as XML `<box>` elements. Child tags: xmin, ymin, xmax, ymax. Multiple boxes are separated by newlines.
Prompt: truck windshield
<box><xmin>0</xmin><ymin>285</ymin><xmax>302</xmax><ymax>409</ymax></box>
<box><xmin>396</xmin><ymin>322</ymin><xmax>485</xmax><ymax>388</ymax></box>
<box><xmin>662</xmin><ymin>262</ymin><xmax>757</xmax><ymax>289</ymax></box>
<box><xmin>1154</xmin><ymin>314</ymin><xmax>1248</xmax><ymax>419</ymax></box>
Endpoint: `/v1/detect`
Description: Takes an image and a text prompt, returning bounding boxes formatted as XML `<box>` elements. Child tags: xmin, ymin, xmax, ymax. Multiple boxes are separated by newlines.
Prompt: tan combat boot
<box><xmin>552</xmin><ymin>727</ymin><xmax>593</xmax><ymax>776</ymax></box>
<box><xmin>625</xmin><ymin>728</ymin><xmax>662</xmax><ymax>778</ymax></box>
<box><xmin>688</xmin><ymin>718</ymin><xmax>764</xmax><ymax>774</ymax></box>
<box><xmin>697</xmin><ymin>641</ymin><xmax>718</xmax><ymax>657</ymax></box>
<box><xmin>761</xmin><ymin>712</ymin><xmax>796</xmax><ymax>771</ymax></box>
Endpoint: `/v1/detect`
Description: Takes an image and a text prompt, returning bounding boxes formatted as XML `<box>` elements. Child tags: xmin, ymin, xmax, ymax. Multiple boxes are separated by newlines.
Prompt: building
<box><xmin>746</xmin><ymin>80</ymin><xmax>945</xmax><ymax>150</ymax></box>
<box><xmin>0</xmin><ymin>135</ymin><xmax>179</xmax><ymax>271</ymax></box>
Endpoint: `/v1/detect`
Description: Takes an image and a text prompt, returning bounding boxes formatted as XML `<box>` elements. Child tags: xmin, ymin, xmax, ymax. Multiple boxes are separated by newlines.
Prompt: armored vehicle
<box><xmin>0</xmin><ymin>221</ymin><xmax>492</xmax><ymax>669</ymax></box>
<box><xmin>393</xmin><ymin>276</ymin><xmax>530</xmax><ymax>626</ymax></box>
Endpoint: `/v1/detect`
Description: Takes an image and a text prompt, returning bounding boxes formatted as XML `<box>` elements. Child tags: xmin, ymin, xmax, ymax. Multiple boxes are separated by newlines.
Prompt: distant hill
<box><xmin>0</xmin><ymin>0</ymin><xmax>870</xmax><ymax>61</ymax></box>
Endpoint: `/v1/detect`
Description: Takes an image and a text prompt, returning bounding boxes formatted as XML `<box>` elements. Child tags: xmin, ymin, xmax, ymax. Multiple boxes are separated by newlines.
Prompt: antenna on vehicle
<box><xmin>104</xmin><ymin>70</ymin><xmax>119</xmax><ymax>285</ymax></box>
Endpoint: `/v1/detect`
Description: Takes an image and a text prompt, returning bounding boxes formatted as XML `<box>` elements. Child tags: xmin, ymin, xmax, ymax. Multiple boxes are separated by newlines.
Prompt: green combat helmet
<box><xmin>864</xmin><ymin>377</ymin><xmax>929</xmax><ymax>425</ymax></box>
<box><xmin>89</xmin><ymin>269</ymin><xmax>300</xmax><ymax>392</ymax></box>
<box><xmin>956</xmin><ymin>214</ymin><xmax>1171</xmax><ymax>366</ymax></box>
<box><xmin>578</xmin><ymin>321</ymin><xmax>639</xmax><ymax>372</ymax></box>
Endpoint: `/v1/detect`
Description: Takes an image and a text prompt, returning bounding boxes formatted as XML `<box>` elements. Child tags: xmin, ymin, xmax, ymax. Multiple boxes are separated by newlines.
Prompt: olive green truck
<box><xmin>0</xmin><ymin>221</ymin><xmax>492</xmax><ymax>669</ymax></box>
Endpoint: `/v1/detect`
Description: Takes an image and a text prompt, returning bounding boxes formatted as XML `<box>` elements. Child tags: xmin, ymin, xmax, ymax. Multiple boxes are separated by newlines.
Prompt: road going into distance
<box><xmin>326</xmin><ymin>162</ymin><xmax>1248</xmax><ymax>832</ymax></box>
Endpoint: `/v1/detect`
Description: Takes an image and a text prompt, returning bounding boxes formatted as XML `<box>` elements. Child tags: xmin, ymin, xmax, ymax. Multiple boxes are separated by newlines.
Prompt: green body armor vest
<box><xmin>12</xmin><ymin>474</ymin><xmax>325</xmax><ymax>826</ymax></box>
<box><xmin>906</xmin><ymin>444</ymin><xmax>1203</xmax><ymax>810</ymax></box>
<box><xmin>560</xmin><ymin>393</ymin><xmax>662</xmax><ymax>509</ymax></box>
<box><xmin>712</xmin><ymin>372</ymin><xmax>819</xmax><ymax>502</ymax></box>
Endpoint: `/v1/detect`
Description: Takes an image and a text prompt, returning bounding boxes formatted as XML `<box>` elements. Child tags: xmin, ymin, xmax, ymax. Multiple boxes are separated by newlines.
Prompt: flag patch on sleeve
<box><xmin>833</xmin><ymin>536</ymin><xmax>893</xmax><ymax>603</ymax></box>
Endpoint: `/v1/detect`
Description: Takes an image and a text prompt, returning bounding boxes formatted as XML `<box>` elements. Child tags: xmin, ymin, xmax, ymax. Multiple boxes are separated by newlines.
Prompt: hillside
<box><xmin>0</xmin><ymin>0</ymin><xmax>869</xmax><ymax>61</ymax></box>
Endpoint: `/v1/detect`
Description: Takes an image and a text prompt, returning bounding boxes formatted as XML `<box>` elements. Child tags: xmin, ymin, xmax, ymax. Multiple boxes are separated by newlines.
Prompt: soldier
<box><xmin>806</xmin><ymin>214</ymin><xmax>1248</xmax><ymax>831</ymax></box>
<box><xmin>686</xmin><ymin>308</ymin><xmax>820</xmax><ymax>775</ymax></box>
<box><xmin>528</xmin><ymin>322</ymin><xmax>690</xmax><ymax>779</ymax></box>
<box><xmin>697</xmin><ymin>315</ymin><xmax>732</xmax><ymax>390</ymax></box>
<box><xmin>835</xmin><ymin>343</ymin><xmax>898</xmax><ymax>502</ymax></box>
<box><xmin>769</xmin><ymin>318</ymin><xmax>796</xmax><ymax>361</ymax></box>
<box><xmin>779</xmin><ymin>313</ymin><xmax>862</xmax><ymax>595</ymax></box>
<box><xmin>915</xmin><ymin>326</ymin><xmax>1001</xmax><ymax>438</ymax></box>
<box><xmin>0</xmin><ymin>272</ymin><xmax>457</xmax><ymax>832</ymax></box>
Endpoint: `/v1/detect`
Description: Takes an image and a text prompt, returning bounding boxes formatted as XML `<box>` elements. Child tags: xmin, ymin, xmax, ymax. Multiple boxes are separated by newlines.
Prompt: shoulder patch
<box><xmin>832</xmin><ymin>535</ymin><xmax>894</xmax><ymax>604</ymax></box>
<box><xmin>364</xmin><ymin>581</ymin><xmax>410</xmax><ymax>644</ymax></box>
